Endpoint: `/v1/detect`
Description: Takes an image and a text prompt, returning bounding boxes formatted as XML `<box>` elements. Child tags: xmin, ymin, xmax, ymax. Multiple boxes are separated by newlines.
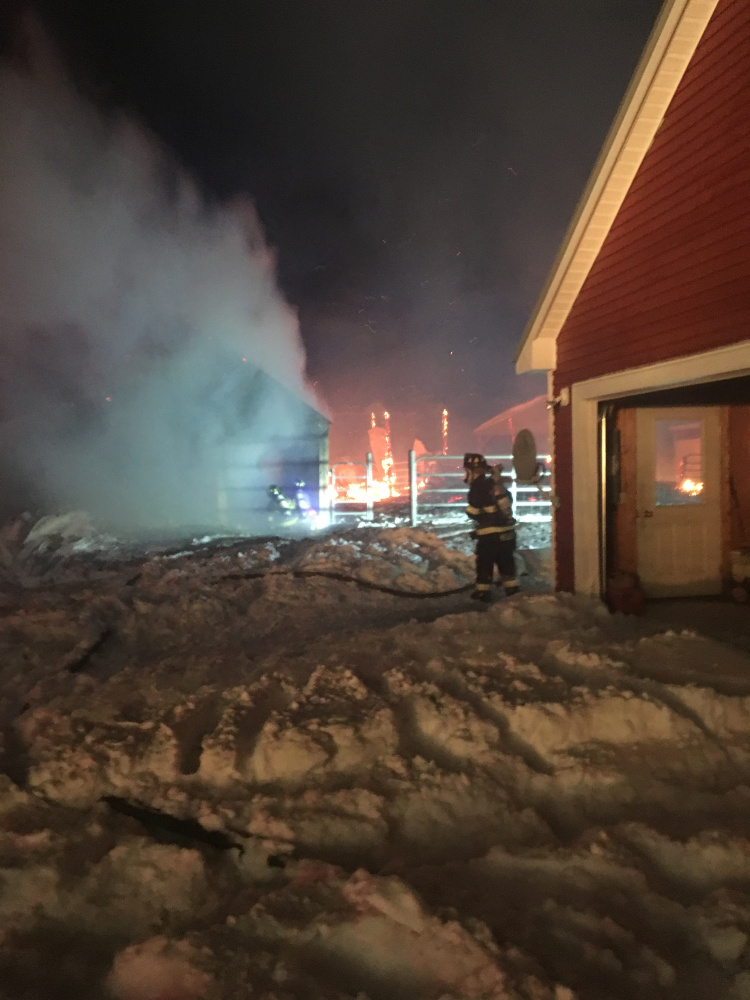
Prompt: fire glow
<box><xmin>330</xmin><ymin>479</ymin><xmax>397</xmax><ymax>504</ymax></box>
<box><xmin>332</xmin><ymin>408</ymin><xmax>450</xmax><ymax>505</ymax></box>
<box><xmin>382</xmin><ymin>411</ymin><xmax>396</xmax><ymax>496</ymax></box>
<box><xmin>679</xmin><ymin>477</ymin><xmax>704</xmax><ymax>496</ymax></box>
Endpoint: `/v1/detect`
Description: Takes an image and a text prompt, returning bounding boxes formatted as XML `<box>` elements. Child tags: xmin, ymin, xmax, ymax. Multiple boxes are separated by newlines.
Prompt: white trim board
<box><xmin>570</xmin><ymin>340</ymin><xmax>750</xmax><ymax>594</ymax></box>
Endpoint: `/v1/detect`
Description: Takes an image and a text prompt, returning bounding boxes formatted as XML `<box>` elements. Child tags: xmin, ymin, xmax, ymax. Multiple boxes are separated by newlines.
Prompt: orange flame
<box><xmin>679</xmin><ymin>478</ymin><xmax>704</xmax><ymax>496</ymax></box>
<box><xmin>382</xmin><ymin>410</ymin><xmax>396</xmax><ymax>496</ymax></box>
<box><xmin>331</xmin><ymin>478</ymin><xmax>401</xmax><ymax>504</ymax></box>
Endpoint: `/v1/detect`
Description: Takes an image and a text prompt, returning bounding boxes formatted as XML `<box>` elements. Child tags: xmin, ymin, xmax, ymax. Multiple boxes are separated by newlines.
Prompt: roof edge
<box><xmin>515</xmin><ymin>0</ymin><xmax>720</xmax><ymax>374</ymax></box>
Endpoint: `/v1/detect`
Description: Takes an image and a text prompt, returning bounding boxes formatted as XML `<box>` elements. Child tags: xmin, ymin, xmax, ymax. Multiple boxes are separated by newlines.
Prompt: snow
<box><xmin>1</xmin><ymin>520</ymin><xmax>750</xmax><ymax>999</ymax></box>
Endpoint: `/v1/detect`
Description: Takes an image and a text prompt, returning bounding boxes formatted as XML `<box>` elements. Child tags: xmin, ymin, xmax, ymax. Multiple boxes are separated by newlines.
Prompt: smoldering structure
<box><xmin>0</xmin><ymin>27</ymin><xmax>328</xmax><ymax>531</ymax></box>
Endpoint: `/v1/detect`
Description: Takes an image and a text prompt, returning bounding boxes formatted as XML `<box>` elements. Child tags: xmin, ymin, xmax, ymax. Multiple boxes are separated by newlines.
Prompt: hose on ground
<box><xmin>220</xmin><ymin>566</ymin><xmax>475</xmax><ymax>598</ymax></box>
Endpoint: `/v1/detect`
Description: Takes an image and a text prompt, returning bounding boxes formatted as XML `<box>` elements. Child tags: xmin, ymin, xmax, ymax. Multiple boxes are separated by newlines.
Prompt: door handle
<box><xmin>643</xmin><ymin>510</ymin><xmax>654</xmax><ymax>518</ymax></box>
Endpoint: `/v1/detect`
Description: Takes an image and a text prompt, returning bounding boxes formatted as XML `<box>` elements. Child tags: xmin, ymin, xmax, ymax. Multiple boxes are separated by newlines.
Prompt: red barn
<box><xmin>516</xmin><ymin>0</ymin><xmax>750</xmax><ymax>599</ymax></box>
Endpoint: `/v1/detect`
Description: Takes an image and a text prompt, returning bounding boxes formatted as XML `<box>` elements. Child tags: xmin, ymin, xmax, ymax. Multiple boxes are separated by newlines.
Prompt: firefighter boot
<box><xmin>471</xmin><ymin>589</ymin><xmax>492</xmax><ymax>603</ymax></box>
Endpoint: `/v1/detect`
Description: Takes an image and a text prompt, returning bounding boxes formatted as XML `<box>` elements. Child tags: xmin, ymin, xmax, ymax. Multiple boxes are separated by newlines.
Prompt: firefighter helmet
<box><xmin>463</xmin><ymin>453</ymin><xmax>488</xmax><ymax>472</ymax></box>
<box><xmin>463</xmin><ymin>453</ymin><xmax>489</xmax><ymax>483</ymax></box>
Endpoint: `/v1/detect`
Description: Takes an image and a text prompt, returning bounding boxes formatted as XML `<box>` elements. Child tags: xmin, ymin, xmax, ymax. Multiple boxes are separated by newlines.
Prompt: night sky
<box><xmin>23</xmin><ymin>0</ymin><xmax>663</xmax><ymax>443</ymax></box>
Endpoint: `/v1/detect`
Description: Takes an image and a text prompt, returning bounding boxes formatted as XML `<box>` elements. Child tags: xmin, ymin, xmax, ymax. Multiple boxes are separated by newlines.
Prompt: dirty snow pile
<box><xmin>0</xmin><ymin>514</ymin><xmax>476</xmax><ymax>595</ymax></box>
<box><xmin>1</xmin><ymin>531</ymin><xmax>750</xmax><ymax>999</ymax></box>
<box><xmin>0</xmin><ymin>511</ymin><xmax>122</xmax><ymax>587</ymax></box>
<box><xmin>184</xmin><ymin>525</ymin><xmax>476</xmax><ymax>594</ymax></box>
<box><xmin>514</xmin><ymin>519</ymin><xmax>552</xmax><ymax>551</ymax></box>
<box><xmin>356</xmin><ymin>504</ymin><xmax>552</xmax><ymax>553</ymax></box>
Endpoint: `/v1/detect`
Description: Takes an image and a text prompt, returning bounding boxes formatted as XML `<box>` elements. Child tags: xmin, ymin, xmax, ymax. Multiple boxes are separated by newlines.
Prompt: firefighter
<box><xmin>464</xmin><ymin>453</ymin><xmax>519</xmax><ymax>602</ymax></box>
<box><xmin>268</xmin><ymin>485</ymin><xmax>294</xmax><ymax>513</ymax></box>
<box><xmin>267</xmin><ymin>485</ymin><xmax>297</xmax><ymax>526</ymax></box>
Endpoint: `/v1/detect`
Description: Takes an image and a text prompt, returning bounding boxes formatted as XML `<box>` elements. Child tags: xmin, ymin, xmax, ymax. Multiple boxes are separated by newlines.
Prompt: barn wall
<box><xmin>729</xmin><ymin>405</ymin><xmax>750</xmax><ymax>552</ymax></box>
<box><xmin>613</xmin><ymin>408</ymin><xmax>638</xmax><ymax>577</ymax></box>
<box><xmin>219</xmin><ymin>371</ymin><xmax>330</xmax><ymax>526</ymax></box>
<box><xmin>718</xmin><ymin>406</ymin><xmax>737</xmax><ymax>585</ymax></box>
<box><xmin>550</xmin><ymin>0</ymin><xmax>750</xmax><ymax>591</ymax></box>
<box><xmin>553</xmin><ymin>404</ymin><xmax>574</xmax><ymax>591</ymax></box>
<box><xmin>553</xmin><ymin>0</ymin><xmax>750</xmax><ymax>392</ymax></box>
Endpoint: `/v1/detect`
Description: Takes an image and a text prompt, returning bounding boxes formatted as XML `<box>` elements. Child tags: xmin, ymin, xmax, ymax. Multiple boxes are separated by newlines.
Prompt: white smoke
<box><xmin>0</xmin><ymin>26</ymin><xmax>319</xmax><ymax>530</ymax></box>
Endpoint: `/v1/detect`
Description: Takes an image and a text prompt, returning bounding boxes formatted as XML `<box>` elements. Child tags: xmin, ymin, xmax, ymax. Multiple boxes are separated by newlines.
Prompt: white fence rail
<box><xmin>328</xmin><ymin>452</ymin><xmax>552</xmax><ymax>527</ymax></box>
<box><xmin>408</xmin><ymin>452</ymin><xmax>551</xmax><ymax>527</ymax></box>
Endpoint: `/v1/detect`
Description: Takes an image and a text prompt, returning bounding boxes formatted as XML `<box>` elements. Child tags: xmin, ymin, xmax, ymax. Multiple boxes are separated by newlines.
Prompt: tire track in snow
<box><xmin>538</xmin><ymin>640</ymin><xmax>749</xmax><ymax>776</ymax></box>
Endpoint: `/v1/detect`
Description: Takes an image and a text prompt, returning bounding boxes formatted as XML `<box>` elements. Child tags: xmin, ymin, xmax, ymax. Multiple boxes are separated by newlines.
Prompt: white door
<box><xmin>635</xmin><ymin>407</ymin><xmax>721</xmax><ymax>597</ymax></box>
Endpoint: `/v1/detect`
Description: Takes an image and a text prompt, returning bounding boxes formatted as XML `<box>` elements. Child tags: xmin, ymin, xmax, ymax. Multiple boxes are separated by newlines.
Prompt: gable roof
<box><xmin>515</xmin><ymin>0</ymin><xmax>720</xmax><ymax>374</ymax></box>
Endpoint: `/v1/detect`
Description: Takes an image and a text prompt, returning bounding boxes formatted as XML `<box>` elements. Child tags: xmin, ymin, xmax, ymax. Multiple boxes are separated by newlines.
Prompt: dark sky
<box><xmin>27</xmin><ymin>0</ymin><xmax>663</xmax><ymax>433</ymax></box>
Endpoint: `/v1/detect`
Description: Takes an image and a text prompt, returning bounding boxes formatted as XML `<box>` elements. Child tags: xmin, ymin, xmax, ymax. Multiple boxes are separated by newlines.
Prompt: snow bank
<box><xmin>107</xmin><ymin>937</ymin><xmax>211</xmax><ymax>1000</ymax></box>
<box><xmin>0</xmin><ymin>516</ymin><xmax>476</xmax><ymax>594</ymax></box>
<box><xmin>2</xmin><ymin>533</ymin><xmax>750</xmax><ymax>999</ymax></box>
<box><xmin>0</xmin><ymin>511</ymin><xmax>121</xmax><ymax>588</ymax></box>
<box><xmin>185</xmin><ymin>525</ymin><xmax>475</xmax><ymax>592</ymax></box>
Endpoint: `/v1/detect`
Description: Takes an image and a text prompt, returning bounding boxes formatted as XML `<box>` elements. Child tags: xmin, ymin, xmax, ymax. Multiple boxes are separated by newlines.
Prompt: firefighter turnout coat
<box><xmin>466</xmin><ymin>473</ymin><xmax>515</xmax><ymax>536</ymax></box>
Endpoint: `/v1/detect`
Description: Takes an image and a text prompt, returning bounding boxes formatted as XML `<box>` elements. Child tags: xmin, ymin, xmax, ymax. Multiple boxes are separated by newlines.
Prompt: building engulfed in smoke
<box><xmin>0</xmin><ymin>24</ymin><xmax>327</xmax><ymax>531</ymax></box>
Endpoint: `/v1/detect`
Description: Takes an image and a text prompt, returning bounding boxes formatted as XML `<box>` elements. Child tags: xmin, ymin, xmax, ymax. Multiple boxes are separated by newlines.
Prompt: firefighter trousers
<box><xmin>475</xmin><ymin>532</ymin><xmax>517</xmax><ymax>592</ymax></box>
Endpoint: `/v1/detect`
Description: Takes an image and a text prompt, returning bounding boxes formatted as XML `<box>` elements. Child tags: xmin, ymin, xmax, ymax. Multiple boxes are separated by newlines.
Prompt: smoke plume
<box><xmin>0</xmin><ymin>24</ymin><xmax>317</xmax><ymax>530</ymax></box>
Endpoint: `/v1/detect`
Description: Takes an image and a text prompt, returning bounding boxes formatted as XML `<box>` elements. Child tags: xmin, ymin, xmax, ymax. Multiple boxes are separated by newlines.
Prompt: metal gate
<box><xmin>407</xmin><ymin>452</ymin><xmax>552</xmax><ymax>527</ymax></box>
<box><xmin>327</xmin><ymin>452</ymin><xmax>553</xmax><ymax>527</ymax></box>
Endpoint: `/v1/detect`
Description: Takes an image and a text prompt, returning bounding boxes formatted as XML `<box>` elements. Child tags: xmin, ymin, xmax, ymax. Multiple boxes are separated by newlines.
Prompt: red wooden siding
<box><xmin>553</xmin><ymin>404</ymin><xmax>574</xmax><ymax>592</ymax></box>
<box><xmin>729</xmin><ymin>405</ymin><xmax>750</xmax><ymax>551</ymax></box>
<box><xmin>554</xmin><ymin>0</ymin><xmax>750</xmax><ymax>393</ymax></box>
<box><xmin>550</xmin><ymin>0</ymin><xmax>750</xmax><ymax>590</ymax></box>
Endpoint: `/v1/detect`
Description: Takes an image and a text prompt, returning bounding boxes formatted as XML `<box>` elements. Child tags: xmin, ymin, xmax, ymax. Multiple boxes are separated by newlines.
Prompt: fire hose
<box><xmin>220</xmin><ymin>566</ymin><xmax>474</xmax><ymax>598</ymax></box>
